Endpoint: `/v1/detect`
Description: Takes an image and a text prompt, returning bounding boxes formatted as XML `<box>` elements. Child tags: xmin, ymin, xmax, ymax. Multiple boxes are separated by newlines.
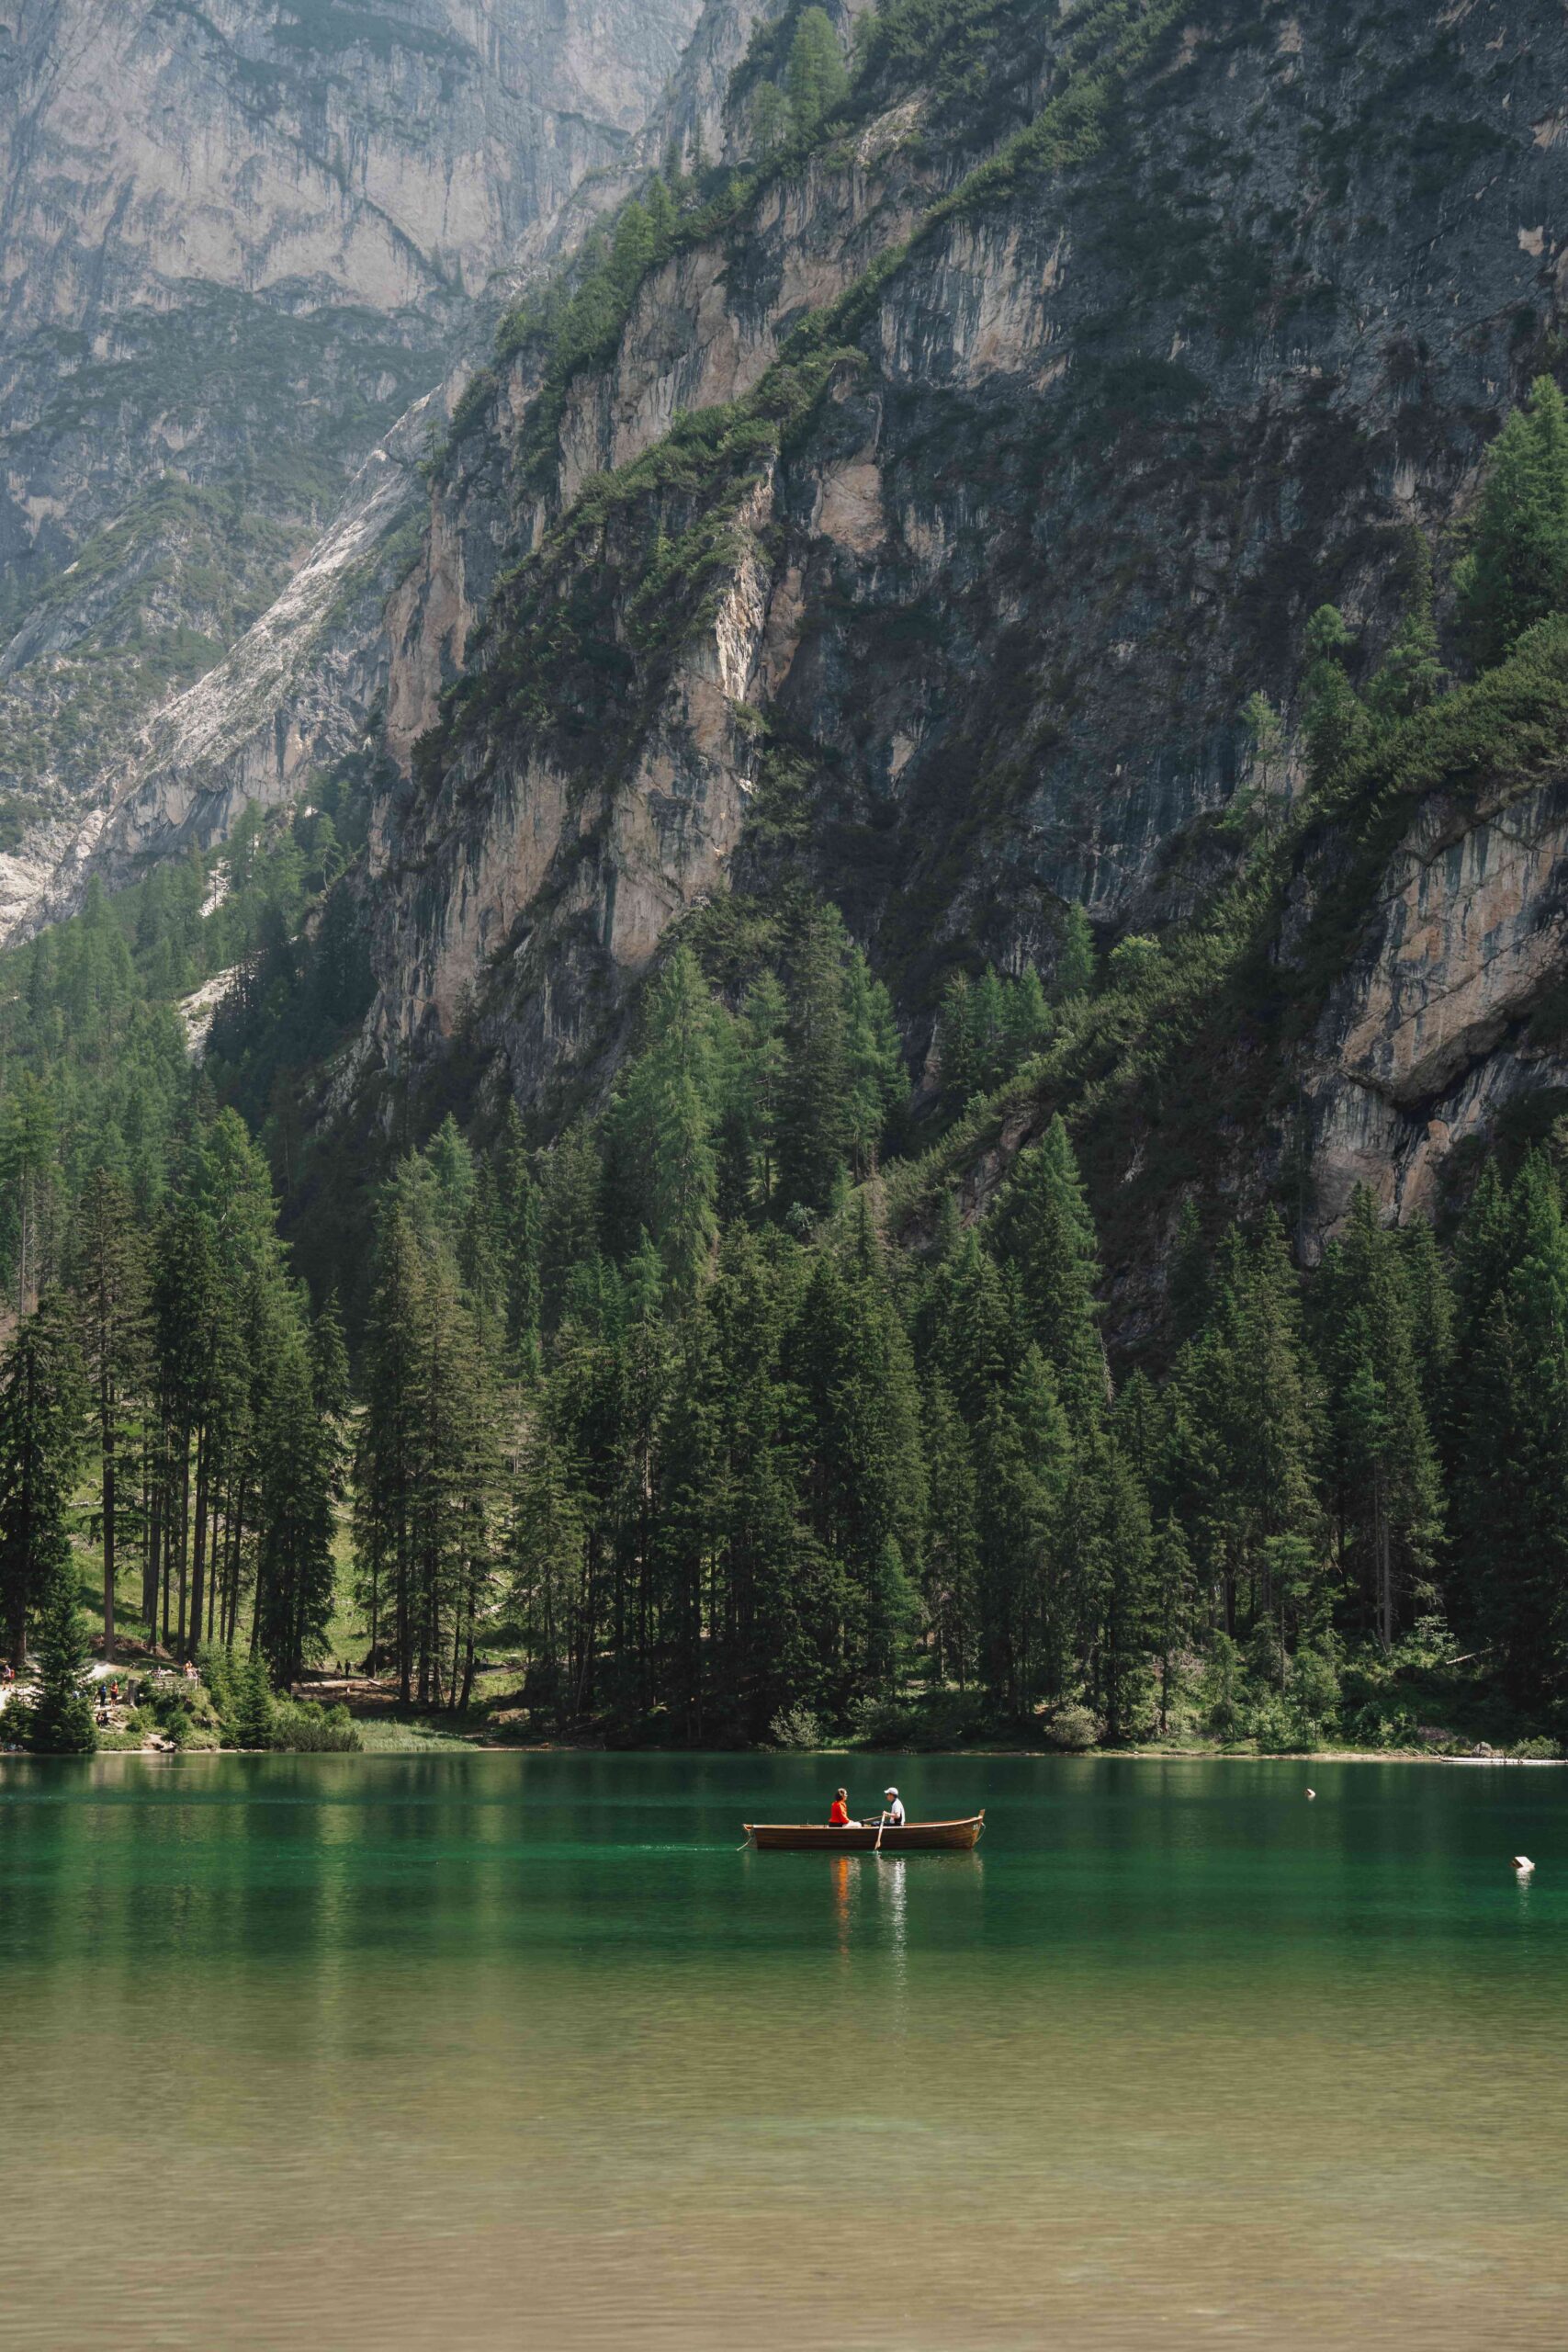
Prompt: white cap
<box><xmin>885</xmin><ymin>1787</ymin><xmax>898</xmax><ymax>1795</ymax></box>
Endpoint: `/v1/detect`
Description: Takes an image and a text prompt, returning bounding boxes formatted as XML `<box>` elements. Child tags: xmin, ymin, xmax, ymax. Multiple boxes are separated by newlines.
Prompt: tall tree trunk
<box><xmin>188</xmin><ymin>1425</ymin><xmax>209</xmax><ymax>1662</ymax></box>
<box><xmin>100</xmin><ymin>1371</ymin><xmax>117</xmax><ymax>1663</ymax></box>
<box><xmin>142</xmin><ymin>1465</ymin><xmax>161</xmax><ymax>1646</ymax></box>
<box><xmin>175</xmin><ymin>1438</ymin><xmax>190</xmax><ymax>1659</ymax></box>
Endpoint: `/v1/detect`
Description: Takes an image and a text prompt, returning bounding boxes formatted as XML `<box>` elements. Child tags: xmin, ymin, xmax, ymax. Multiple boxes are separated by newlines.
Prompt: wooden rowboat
<box><xmin>743</xmin><ymin>1813</ymin><xmax>985</xmax><ymax>1852</ymax></box>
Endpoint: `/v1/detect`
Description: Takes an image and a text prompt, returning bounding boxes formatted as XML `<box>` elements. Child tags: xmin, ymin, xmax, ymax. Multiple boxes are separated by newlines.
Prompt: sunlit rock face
<box><xmin>0</xmin><ymin>0</ymin><xmax>708</xmax><ymax>927</ymax></box>
<box><xmin>12</xmin><ymin>0</ymin><xmax>1568</xmax><ymax>1266</ymax></box>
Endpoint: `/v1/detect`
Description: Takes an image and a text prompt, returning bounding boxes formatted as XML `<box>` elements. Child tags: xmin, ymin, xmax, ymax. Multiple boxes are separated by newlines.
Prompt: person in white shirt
<box><xmin>881</xmin><ymin>1787</ymin><xmax>906</xmax><ymax>1827</ymax></box>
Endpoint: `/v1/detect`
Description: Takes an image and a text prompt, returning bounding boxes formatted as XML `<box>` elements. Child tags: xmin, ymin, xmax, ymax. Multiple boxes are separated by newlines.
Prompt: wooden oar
<box><xmin>874</xmin><ymin>1813</ymin><xmax>885</xmax><ymax>1853</ymax></box>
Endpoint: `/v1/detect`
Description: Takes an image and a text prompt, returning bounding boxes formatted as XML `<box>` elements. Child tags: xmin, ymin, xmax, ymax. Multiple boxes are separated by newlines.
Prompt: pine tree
<box><xmin>70</xmin><ymin>1165</ymin><xmax>150</xmax><ymax>1662</ymax></box>
<box><xmin>0</xmin><ymin>1071</ymin><xmax>61</xmax><ymax>1313</ymax></box>
<box><xmin>778</xmin><ymin>905</ymin><xmax>852</xmax><ymax>1216</ymax></box>
<box><xmin>920</xmin><ymin>1373</ymin><xmax>980</xmax><ymax>1688</ymax></box>
<box><xmin>539</xmin><ymin>1125</ymin><xmax>602</xmax><ymax>1328</ymax></box>
<box><xmin>1080</xmin><ymin>1441</ymin><xmax>1155</xmax><ymax>1745</ymax></box>
<box><xmin>491</xmin><ymin>1102</ymin><xmax>543</xmax><ymax>1369</ymax></box>
<box><xmin>1314</xmin><ymin>1187</ymin><xmax>1441</xmax><ymax>1648</ymax></box>
<box><xmin>842</xmin><ymin>944</ymin><xmax>907</xmax><ymax>1173</ymax></box>
<box><xmin>644</xmin><ymin>174</ymin><xmax>678</xmax><ymax>256</ymax></box>
<box><xmin>0</xmin><ymin>1290</ymin><xmax>87</xmax><ymax>1672</ymax></box>
<box><xmin>354</xmin><ymin>1199</ymin><xmax>427</xmax><ymax>1696</ymax></box>
<box><xmin>1300</xmin><ymin>605</ymin><xmax>1372</xmax><ymax>792</ymax></box>
<box><xmin>1175</xmin><ymin>1217</ymin><xmax>1320</xmax><ymax>1641</ymax></box>
<box><xmin>27</xmin><ymin>1575</ymin><xmax>96</xmax><ymax>1754</ymax></box>
<box><xmin>616</xmin><ymin>945</ymin><xmax>720</xmax><ymax>1299</ymax></box>
<box><xmin>1450</xmin><ymin>1155</ymin><xmax>1568</xmax><ymax>1708</ymax></box>
<box><xmin>1167</xmin><ymin>1196</ymin><xmax>1210</xmax><ymax>1349</ymax></box>
<box><xmin>254</xmin><ymin>1322</ymin><xmax>339</xmax><ymax>1690</ymax></box>
<box><xmin>1054</xmin><ymin>905</ymin><xmax>1097</xmax><ymax>1001</ymax></box>
<box><xmin>752</xmin><ymin>79</ymin><xmax>789</xmax><ymax>155</ymax></box>
<box><xmin>936</xmin><ymin>972</ymin><xmax>976</xmax><ymax>1104</ymax></box>
<box><xmin>988</xmin><ymin>1116</ymin><xmax>1105</xmax><ymax>1431</ymax></box>
<box><xmin>310</xmin><ymin>1291</ymin><xmax>351</xmax><ymax>1426</ymax></box>
<box><xmin>510</xmin><ymin>1413</ymin><xmax>591</xmax><ymax>1722</ymax></box>
<box><xmin>1149</xmin><ymin>1512</ymin><xmax>1196</xmax><ymax>1735</ymax></box>
<box><xmin>785</xmin><ymin>6</ymin><xmax>847</xmax><ymax>137</ymax></box>
<box><xmin>1365</xmin><ymin>534</ymin><xmax>1446</xmax><ymax>723</ymax></box>
<box><xmin>229</xmin><ymin>1651</ymin><xmax>276</xmax><ymax>1748</ymax></box>
<box><xmin>1456</xmin><ymin>376</ymin><xmax>1568</xmax><ymax>670</ymax></box>
<box><xmin>1002</xmin><ymin>966</ymin><xmax>1051</xmax><ymax>1067</ymax></box>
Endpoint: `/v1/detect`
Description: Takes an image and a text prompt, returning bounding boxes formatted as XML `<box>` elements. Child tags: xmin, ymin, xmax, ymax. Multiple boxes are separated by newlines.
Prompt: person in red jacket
<box><xmin>829</xmin><ymin>1787</ymin><xmax>860</xmax><ymax>1826</ymax></box>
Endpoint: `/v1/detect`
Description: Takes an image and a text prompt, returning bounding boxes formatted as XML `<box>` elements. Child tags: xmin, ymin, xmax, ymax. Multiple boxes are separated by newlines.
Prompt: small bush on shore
<box><xmin>271</xmin><ymin>1701</ymin><xmax>362</xmax><ymax>1753</ymax></box>
<box><xmin>1041</xmin><ymin>1702</ymin><xmax>1100</xmax><ymax>1752</ymax></box>
<box><xmin>769</xmin><ymin>1704</ymin><xmax>824</xmax><ymax>1750</ymax></box>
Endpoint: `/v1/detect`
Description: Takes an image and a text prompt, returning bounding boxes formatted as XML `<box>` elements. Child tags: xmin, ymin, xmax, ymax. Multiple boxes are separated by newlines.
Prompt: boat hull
<box><xmin>744</xmin><ymin>1814</ymin><xmax>984</xmax><ymax>1852</ymax></box>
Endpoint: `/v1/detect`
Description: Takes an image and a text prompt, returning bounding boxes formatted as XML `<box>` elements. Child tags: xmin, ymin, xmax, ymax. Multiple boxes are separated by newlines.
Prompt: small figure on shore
<box><xmin>829</xmin><ymin>1788</ymin><xmax>860</xmax><ymax>1827</ymax></box>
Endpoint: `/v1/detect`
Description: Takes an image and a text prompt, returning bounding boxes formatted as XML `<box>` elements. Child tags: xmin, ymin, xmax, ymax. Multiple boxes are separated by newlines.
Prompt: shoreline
<box><xmin>5</xmin><ymin>1741</ymin><xmax>1561</xmax><ymax>1766</ymax></box>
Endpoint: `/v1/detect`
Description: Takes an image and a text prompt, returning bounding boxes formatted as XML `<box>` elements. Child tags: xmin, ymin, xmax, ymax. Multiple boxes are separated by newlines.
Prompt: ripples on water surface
<box><xmin>1</xmin><ymin>1752</ymin><xmax>1563</xmax><ymax>2350</ymax></box>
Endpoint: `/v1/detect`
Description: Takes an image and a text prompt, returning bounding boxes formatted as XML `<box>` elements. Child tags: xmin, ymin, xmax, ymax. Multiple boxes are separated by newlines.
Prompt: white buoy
<box><xmin>1305</xmin><ymin>1788</ymin><xmax>1315</xmax><ymax>1800</ymax></box>
<box><xmin>1513</xmin><ymin>1855</ymin><xmax>1535</xmax><ymax>1874</ymax></box>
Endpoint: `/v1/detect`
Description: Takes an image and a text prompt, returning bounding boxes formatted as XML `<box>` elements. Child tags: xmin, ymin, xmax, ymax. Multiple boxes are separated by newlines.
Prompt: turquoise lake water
<box><xmin>1</xmin><ymin>1751</ymin><xmax>1562</xmax><ymax>2349</ymax></box>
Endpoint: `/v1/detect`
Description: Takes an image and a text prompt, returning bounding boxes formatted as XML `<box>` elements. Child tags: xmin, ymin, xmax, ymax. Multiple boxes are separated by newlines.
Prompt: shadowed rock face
<box><xmin>11</xmin><ymin>0</ymin><xmax>1568</xmax><ymax>1271</ymax></box>
<box><xmin>353</xmin><ymin>0</ymin><xmax>1568</xmax><ymax>1255</ymax></box>
<box><xmin>0</xmin><ymin>0</ymin><xmax>708</xmax><ymax>918</ymax></box>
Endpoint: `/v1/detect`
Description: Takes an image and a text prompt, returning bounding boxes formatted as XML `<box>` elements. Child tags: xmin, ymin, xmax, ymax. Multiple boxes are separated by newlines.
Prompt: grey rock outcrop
<box><xmin>0</xmin><ymin>0</ymin><xmax>711</xmax><ymax>925</ymax></box>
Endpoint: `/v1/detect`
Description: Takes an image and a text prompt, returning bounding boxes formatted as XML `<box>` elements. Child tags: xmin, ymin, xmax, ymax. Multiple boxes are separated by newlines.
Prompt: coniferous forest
<box><xmin>5</xmin><ymin>384</ymin><xmax>1568</xmax><ymax>1758</ymax></box>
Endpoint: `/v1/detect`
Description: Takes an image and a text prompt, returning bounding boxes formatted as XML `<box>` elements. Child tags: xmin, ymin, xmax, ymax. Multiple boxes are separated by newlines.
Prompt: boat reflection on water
<box><xmin>826</xmin><ymin>1846</ymin><xmax>980</xmax><ymax>1967</ymax></box>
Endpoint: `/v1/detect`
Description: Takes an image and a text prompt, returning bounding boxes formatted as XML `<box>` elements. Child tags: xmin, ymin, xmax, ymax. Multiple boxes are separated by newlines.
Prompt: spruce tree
<box><xmin>27</xmin><ymin>1575</ymin><xmax>96</xmax><ymax>1755</ymax></box>
<box><xmin>936</xmin><ymin>972</ymin><xmax>976</xmax><ymax>1104</ymax></box>
<box><xmin>1456</xmin><ymin>376</ymin><xmax>1568</xmax><ymax>670</ymax></box>
<box><xmin>70</xmin><ymin>1165</ymin><xmax>150</xmax><ymax>1661</ymax></box>
<box><xmin>1054</xmin><ymin>905</ymin><xmax>1096</xmax><ymax>1001</ymax></box>
<box><xmin>255</xmin><ymin>1323</ymin><xmax>339</xmax><ymax>1690</ymax></box>
<box><xmin>1081</xmin><ymin>1441</ymin><xmax>1155</xmax><ymax>1745</ymax></box>
<box><xmin>988</xmin><ymin>1116</ymin><xmax>1105</xmax><ymax>1431</ymax></box>
<box><xmin>1315</xmin><ymin>1188</ymin><xmax>1441</xmax><ymax>1647</ymax></box>
<box><xmin>1300</xmin><ymin>605</ymin><xmax>1372</xmax><ymax>792</ymax></box>
<box><xmin>842</xmin><ymin>945</ymin><xmax>907</xmax><ymax>1174</ymax></box>
<box><xmin>510</xmin><ymin>1416</ymin><xmax>591</xmax><ymax>1722</ymax></box>
<box><xmin>0</xmin><ymin>1290</ymin><xmax>87</xmax><ymax>1672</ymax></box>
<box><xmin>539</xmin><ymin>1125</ymin><xmax>602</xmax><ymax>1328</ymax></box>
<box><xmin>785</xmin><ymin>6</ymin><xmax>847</xmax><ymax>138</ymax></box>
<box><xmin>616</xmin><ymin>945</ymin><xmax>720</xmax><ymax>1299</ymax></box>
<box><xmin>920</xmin><ymin>1373</ymin><xmax>980</xmax><ymax>1689</ymax></box>
<box><xmin>777</xmin><ymin>905</ymin><xmax>852</xmax><ymax>1216</ymax></box>
<box><xmin>1365</xmin><ymin>534</ymin><xmax>1446</xmax><ymax>723</ymax></box>
<box><xmin>1149</xmin><ymin>1512</ymin><xmax>1196</xmax><ymax>1735</ymax></box>
<box><xmin>1002</xmin><ymin>966</ymin><xmax>1051</xmax><ymax>1067</ymax></box>
<box><xmin>229</xmin><ymin>1652</ymin><xmax>276</xmax><ymax>1748</ymax></box>
<box><xmin>1450</xmin><ymin>1155</ymin><xmax>1568</xmax><ymax>1708</ymax></box>
<box><xmin>354</xmin><ymin>1198</ymin><xmax>427</xmax><ymax>1696</ymax></box>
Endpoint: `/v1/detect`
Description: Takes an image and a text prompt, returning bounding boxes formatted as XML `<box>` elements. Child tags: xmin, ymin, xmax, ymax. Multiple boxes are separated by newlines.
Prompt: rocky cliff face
<box><xmin>350</xmin><ymin>0</ymin><xmax>1568</xmax><ymax>1250</ymax></box>
<box><xmin>0</xmin><ymin>0</ymin><xmax>710</xmax><ymax>925</ymax></box>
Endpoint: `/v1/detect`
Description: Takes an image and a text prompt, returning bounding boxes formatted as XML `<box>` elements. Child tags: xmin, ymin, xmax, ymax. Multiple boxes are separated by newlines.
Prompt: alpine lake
<box><xmin>1</xmin><ymin>1750</ymin><xmax>1562</xmax><ymax>2350</ymax></box>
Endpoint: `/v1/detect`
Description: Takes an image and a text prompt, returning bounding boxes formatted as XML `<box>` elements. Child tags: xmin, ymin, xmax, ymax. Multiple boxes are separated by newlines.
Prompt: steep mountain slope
<box><xmin>0</xmin><ymin>0</ymin><xmax>709</xmax><ymax>924</ymax></box>
<box><xmin>332</xmin><ymin>0</ymin><xmax>1568</xmax><ymax>1255</ymax></box>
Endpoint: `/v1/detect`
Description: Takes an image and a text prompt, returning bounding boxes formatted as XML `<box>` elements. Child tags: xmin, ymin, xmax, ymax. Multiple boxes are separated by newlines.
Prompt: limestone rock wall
<box><xmin>359</xmin><ymin>0</ymin><xmax>1568</xmax><ymax>1220</ymax></box>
